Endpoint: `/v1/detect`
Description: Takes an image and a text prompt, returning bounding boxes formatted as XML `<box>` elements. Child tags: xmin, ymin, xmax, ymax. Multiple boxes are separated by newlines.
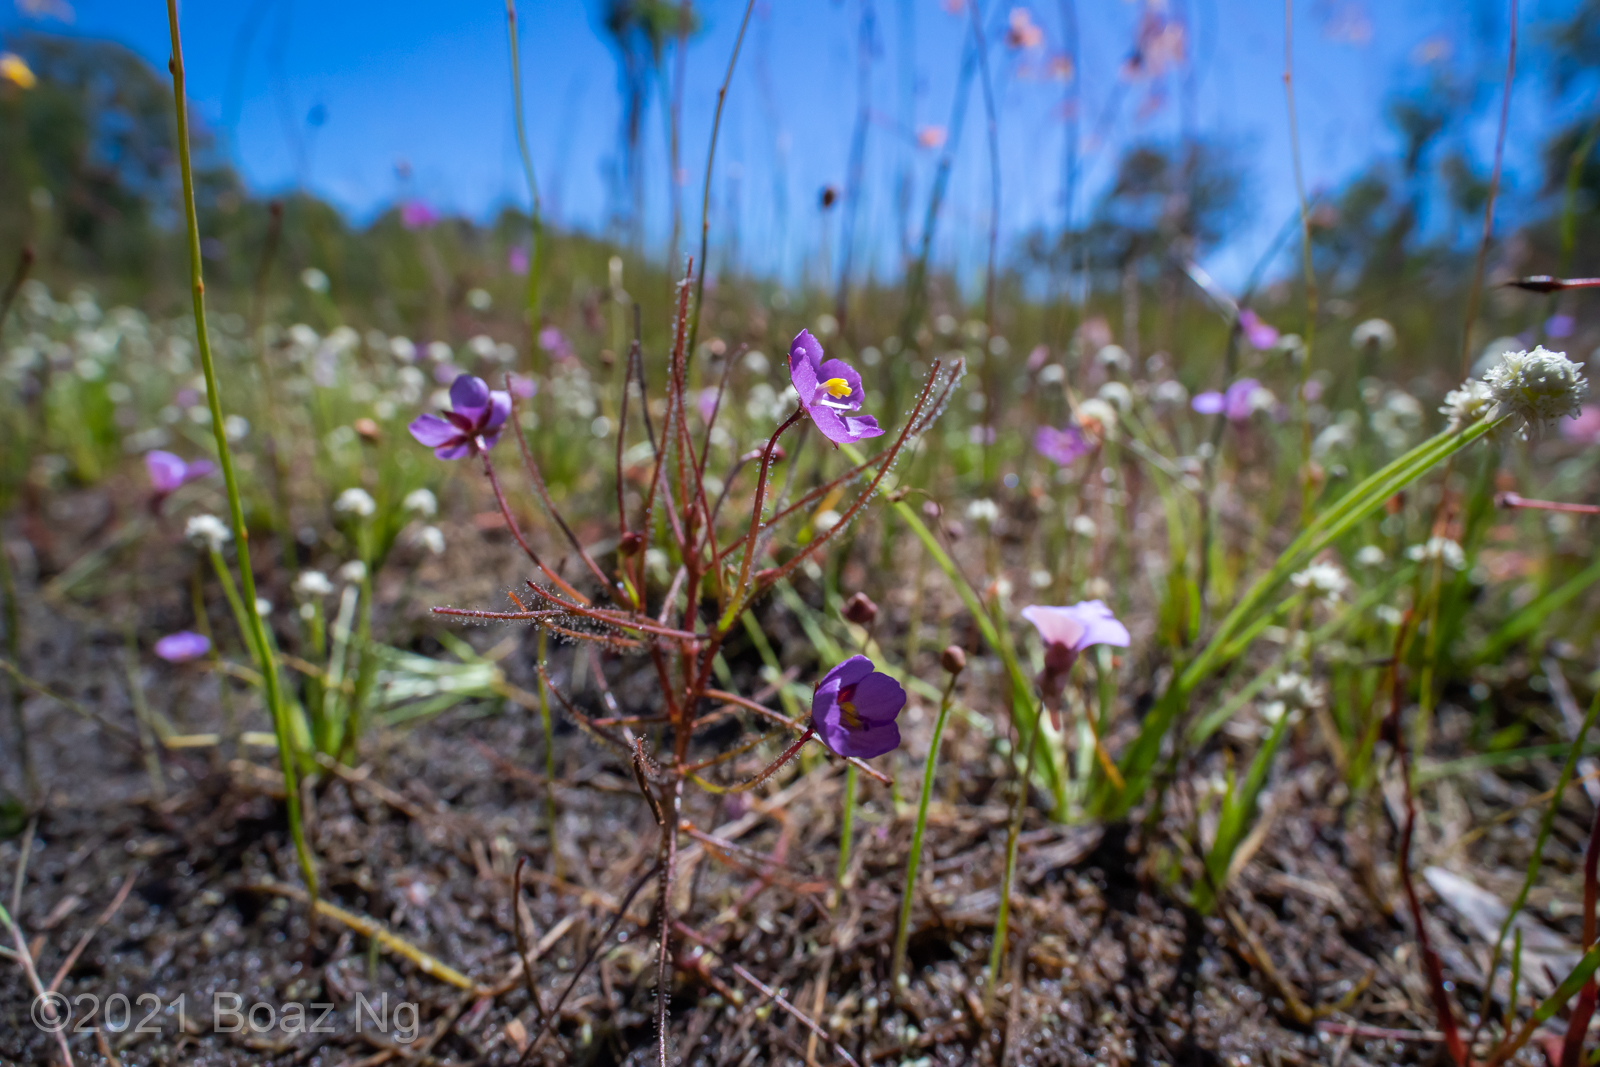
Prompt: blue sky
<box><xmin>2</xmin><ymin>0</ymin><xmax>1592</xmax><ymax>288</ymax></box>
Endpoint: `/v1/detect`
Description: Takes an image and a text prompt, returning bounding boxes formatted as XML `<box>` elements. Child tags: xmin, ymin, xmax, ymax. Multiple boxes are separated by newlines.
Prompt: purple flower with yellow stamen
<box><xmin>408</xmin><ymin>373</ymin><xmax>510</xmax><ymax>460</ymax></box>
<box><xmin>789</xmin><ymin>330</ymin><xmax>885</xmax><ymax>445</ymax></box>
<box><xmin>1021</xmin><ymin>599</ymin><xmax>1130</xmax><ymax>696</ymax></box>
<box><xmin>811</xmin><ymin>654</ymin><xmax>907</xmax><ymax>759</ymax></box>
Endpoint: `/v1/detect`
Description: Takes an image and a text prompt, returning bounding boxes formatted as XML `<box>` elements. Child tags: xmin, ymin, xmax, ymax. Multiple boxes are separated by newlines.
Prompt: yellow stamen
<box><xmin>820</xmin><ymin>377</ymin><xmax>852</xmax><ymax>399</ymax></box>
<box><xmin>839</xmin><ymin>700</ymin><xmax>863</xmax><ymax>731</ymax></box>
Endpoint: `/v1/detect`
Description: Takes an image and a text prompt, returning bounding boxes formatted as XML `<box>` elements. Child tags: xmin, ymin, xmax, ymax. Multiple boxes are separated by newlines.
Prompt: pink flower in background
<box><xmin>916</xmin><ymin>125</ymin><xmax>947</xmax><ymax>150</ymax></box>
<box><xmin>433</xmin><ymin>362</ymin><xmax>462</xmax><ymax>384</ymax></box>
<box><xmin>696</xmin><ymin>387</ymin><xmax>721</xmax><ymax>424</ymax></box>
<box><xmin>1192</xmin><ymin>378</ymin><xmax>1264</xmax><ymax>422</ymax></box>
<box><xmin>1547</xmin><ymin>314</ymin><xmax>1576</xmax><ymax>339</ymax></box>
<box><xmin>145</xmin><ymin>450</ymin><xmax>213</xmax><ymax>496</ymax></box>
<box><xmin>508</xmin><ymin>373</ymin><xmax>538</xmax><ymax>399</ymax></box>
<box><xmin>400</xmin><ymin>200</ymin><xmax>438</xmax><ymax>230</ymax></box>
<box><xmin>1034</xmin><ymin>425</ymin><xmax>1090</xmax><ymax>466</ymax></box>
<box><xmin>1563</xmin><ymin>405</ymin><xmax>1600</xmax><ymax>444</ymax></box>
<box><xmin>1021</xmin><ymin>600</ymin><xmax>1130</xmax><ymax>696</ymax></box>
<box><xmin>1123</xmin><ymin>9</ymin><xmax>1186</xmax><ymax>80</ymax></box>
<box><xmin>1239</xmin><ymin>309</ymin><xmax>1279</xmax><ymax>351</ymax></box>
<box><xmin>538</xmin><ymin>326</ymin><xmax>575</xmax><ymax>362</ymax></box>
<box><xmin>154</xmin><ymin>631</ymin><xmax>210</xmax><ymax>663</ymax></box>
<box><xmin>509</xmin><ymin>246</ymin><xmax>530</xmax><ymax>275</ymax></box>
<box><xmin>1006</xmin><ymin>7</ymin><xmax>1045</xmax><ymax>49</ymax></box>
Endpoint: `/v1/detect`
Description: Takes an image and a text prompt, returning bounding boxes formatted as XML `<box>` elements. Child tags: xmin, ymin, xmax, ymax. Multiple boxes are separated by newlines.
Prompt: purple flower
<box><xmin>538</xmin><ymin>326</ymin><xmax>575</xmax><ymax>362</ymax></box>
<box><xmin>408</xmin><ymin>374</ymin><xmax>511</xmax><ymax>460</ymax></box>
<box><xmin>1021</xmin><ymin>599</ymin><xmax>1130</xmax><ymax>695</ymax></box>
<box><xmin>1034</xmin><ymin>425</ymin><xmax>1090</xmax><ymax>466</ymax></box>
<box><xmin>400</xmin><ymin>200</ymin><xmax>438</xmax><ymax>230</ymax></box>
<box><xmin>145</xmin><ymin>450</ymin><xmax>214</xmax><ymax>495</ymax></box>
<box><xmin>696</xmin><ymin>387</ymin><xmax>720</xmax><ymax>424</ymax></box>
<box><xmin>789</xmin><ymin>329</ymin><xmax>885</xmax><ymax>445</ymax></box>
<box><xmin>154</xmin><ymin>630</ymin><xmax>210</xmax><ymax>663</ymax></box>
<box><xmin>810</xmin><ymin>654</ymin><xmax>907</xmax><ymax>759</ymax></box>
<box><xmin>509</xmin><ymin>373</ymin><xmax>537</xmax><ymax>399</ymax></box>
<box><xmin>509</xmin><ymin>246</ymin><xmax>530</xmax><ymax>275</ymax></box>
<box><xmin>1547</xmin><ymin>314</ymin><xmax>1576</xmax><ymax>339</ymax></box>
<box><xmin>1191</xmin><ymin>377</ymin><xmax>1263</xmax><ymax>422</ymax></box>
<box><xmin>1239</xmin><ymin>309</ymin><xmax>1279</xmax><ymax>351</ymax></box>
<box><xmin>1563</xmin><ymin>404</ymin><xmax>1600</xmax><ymax>444</ymax></box>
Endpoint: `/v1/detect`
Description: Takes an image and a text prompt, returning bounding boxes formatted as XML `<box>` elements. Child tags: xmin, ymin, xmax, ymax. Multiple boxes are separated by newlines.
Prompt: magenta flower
<box><xmin>408</xmin><ymin>373</ymin><xmax>511</xmax><ymax>460</ymax></box>
<box><xmin>154</xmin><ymin>630</ymin><xmax>210</xmax><ymax>663</ymax></box>
<box><xmin>509</xmin><ymin>246</ymin><xmax>530</xmax><ymax>275</ymax></box>
<box><xmin>145</xmin><ymin>450</ymin><xmax>214</xmax><ymax>495</ymax></box>
<box><xmin>400</xmin><ymin>200</ymin><xmax>438</xmax><ymax>230</ymax></box>
<box><xmin>1563</xmin><ymin>404</ymin><xmax>1600</xmax><ymax>444</ymax></box>
<box><xmin>1191</xmin><ymin>377</ymin><xmax>1263</xmax><ymax>422</ymax></box>
<box><xmin>788</xmin><ymin>329</ymin><xmax>885</xmax><ymax>445</ymax></box>
<box><xmin>811</xmin><ymin>654</ymin><xmax>907</xmax><ymax>759</ymax></box>
<box><xmin>1034</xmin><ymin>425</ymin><xmax>1090</xmax><ymax>466</ymax></box>
<box><xmin>1238</xmin><ymin>309</ymin><xmax>1279</xmax><ymax>351</ymax></box>
<box><xmin>1021</xmin><ymin>599</ymin><xmax>1130</xmax><ymax>695</ymax></box>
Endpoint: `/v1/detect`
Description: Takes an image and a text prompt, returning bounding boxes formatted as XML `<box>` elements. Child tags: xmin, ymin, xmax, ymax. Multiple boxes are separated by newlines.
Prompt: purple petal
<box><xmin>478</xmin><ymin>430</ymin><xmax>502</xmax><ymax>453</ymax></box>
<box><xmin>1191</xmin><ymin>391</ymin><xmax>1225</xmax><ymax>415</ymax></box>
<box><xmin>182</xmin><ymin>459</ymin><xmax>215</xmax><ymax>483</ymax></box>
<box><xmin>1239</xmin><ymin>310</ymin><xmax>1279</xmax><ymax>351</ymax></box>
<box><xmin>849</xmin><ymin>671</ymin><xmax>907</xmax><ymax>721</ymax></box>
<box><xmin>832</xmin><ymin>720</ymin><xmax>901</xmax><ymax>759</ymax></box>
<box><xmin>1035</xmin><ymin>425</ymin><xmax>1089</xmax><ymax>465</ymax></box>
<box><xmin>449</xmin><ymin>374</ymin><xmax>491</xmax><ymax>421</ymax></box>
<box><xmin>836</xmin><ymin>414</ymin><xmax>885</xmax><ymax>444</ymax></box>
<box><xmin>409</xmin><ymin>413</ymin><xmax>459</xmax><ymax>448</ymax></box>
<box><xmin>435</xmin><ymin>440</ymin><xmax>474</xmax><ymax>461</ymax></box>
<box><xmin>1224</xmin><ymin>378</ymin><xmax>1262</xmax><ymax>421</ymax></box>
<box><xmin>790</xmin><ymin>329</ymin><xmax>825</xmax><ymax>376</ymax></box>
<box><xmin>154</xmin><ymin>630</ymin><xmax>210</xmax><ymax>663</ymax></box>
<box><xmin>482</xmin><ymin>391</ymin><xmax>511</xmax><ymax>434</ymax></box>
<box><xmin>1022</xmin><ymin>600</ymin><xmax>1130</xmax><ymax>653</ymax></box>
<box><xmin>145</xmin><ymin>450</ymin><xmax>187</xmax><ymax>494</ymax></box>
<box><xmin>821</xmin><ymin>654</ymin><xmax>875</xmax><ymax>689</ymax></box>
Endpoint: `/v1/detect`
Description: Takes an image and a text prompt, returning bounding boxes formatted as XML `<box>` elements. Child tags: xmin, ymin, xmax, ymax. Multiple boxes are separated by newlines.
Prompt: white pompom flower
<box><xmin>185</xmin><ymin>514</ymin><xmax>232</xmax><ymax>552</ymax></box>
<box><xmin>334</xmin><ymin>487</ymin><xmax>377</xmax><ymax>517</ymax></box>
<box><xmin>1481</xmin><ymin>345</ymin><xmax>1588</xmax><ymax>434</ymax></box>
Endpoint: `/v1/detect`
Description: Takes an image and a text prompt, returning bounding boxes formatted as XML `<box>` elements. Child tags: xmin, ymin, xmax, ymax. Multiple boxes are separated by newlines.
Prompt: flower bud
<box><xmin>842</xmin><ymin>591</ymin><xmax>878</xmax><ymax>625</ymax></box>
<box><xmin>618</xmin><ymin>531</ymin><xmax>646</xmax><ymax>557</ymax></box>
<box><xmin>940</xmin><ymin>645</ymin><xmax>967</xmax><ymax>675</ymax></box>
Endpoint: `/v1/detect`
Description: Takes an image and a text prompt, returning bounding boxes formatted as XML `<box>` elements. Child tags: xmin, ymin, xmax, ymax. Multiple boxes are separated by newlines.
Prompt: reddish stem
<box><xmin>1559</xmin><ymin>799</ymin><xmax>1600</xmax><ymax>1067</ymax></box>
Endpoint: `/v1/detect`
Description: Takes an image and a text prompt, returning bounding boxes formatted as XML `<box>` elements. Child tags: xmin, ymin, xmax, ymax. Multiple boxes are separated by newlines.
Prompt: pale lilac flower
<box><xmin>696</xmin><ymin>387</ymin><xmax>721</xmax><ymax>424</ymax></box>
<box><xmin>509</xmin><ymin>246</ymin><xmax>530</xmax><ymax>275</ymax></box>
<box><xmin>538</xmin><ymin>326</ymin><xmax>575</xmax><ymax>362</ymax></box>
<box><xmin>1547</xmin><ymin>314</ymin><xmax>1576</xmax><ymax>339</ymax></box>
<box><xmin>145</xmin><ymin>450</ymin><xmax>214</xmax><ymax>495</ymax></box>
<box><xmin>509</xmin><ymin>373</ymin><xmax>537</xmax><ymax>399</ymax></box>
<box><xmin>1239</xmin><ymin>309</ymin><xmax>1279</xmax><ymax>351</ymax></box>
<box><xmin>1191</xmin><ymin>378</ymin><xmax>1263</xmax><ymax>422</ymax></box>
<box><xmin>1021</xmin><ymin>600</ymin><xmax>1130</xmax><ymax>695</ymax></box>
<box><xmin>789</xmin><ymin>329</ymin><xmax>885</xmax><ymax>445</ymax></box>
<box><xmin>1563</xmin><ymin>404</ymin><xmax>1600</xmax><ymax>444</ymax></box>
<box><xmin>1034</xmin><ymin>425</ymin><xmax>1090</xmax><ymax>465</ymax></box>
<box><xmin>810</xmin><ymin>655</ymin><xmax>907</xmax><ymax>759</ymax></box>
<box><xmin>408</xmin><ymin>373</ymin><xmax>511</xmax><ymax>460</ymax></box>
<box><xmin>154</xmin><ymin>631</ymin><xmax>210</xmax><ymax>663</ymax></box>
<box><xmin>400</xmin><ymin>200</ymin><xmax>438</xmax><ymax>230</ymax></box>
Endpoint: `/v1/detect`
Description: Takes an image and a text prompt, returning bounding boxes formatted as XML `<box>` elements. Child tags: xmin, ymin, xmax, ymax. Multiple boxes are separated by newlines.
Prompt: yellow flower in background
<box><xmin>1</xmin><ymin>53</ymin><xmax>38</xmax><ymax>89</ymax></box>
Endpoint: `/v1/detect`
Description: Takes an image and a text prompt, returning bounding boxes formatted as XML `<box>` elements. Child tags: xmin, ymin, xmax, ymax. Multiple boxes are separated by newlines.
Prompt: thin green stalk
<box><xmin>986</xmin><ymin>696</ymin><xmax>1043</xmax><ymax>1009</ymax></box>
<box><xmin>505</xmin><ymin>0</ymin><xmax>544</xmax><ymax>356</ymax></box>
<box><xmin>836</xmin><ymin>763</ymin><xmax>859</xmax><ymax>885</ymax></box>
<box><xmin>166</xmin><ymin>0</ymin><xmax>316</xmax><ymax>898</ymax></box>
<box><xmin>892</xmin><ymin>670</ymin><xmax>960</xmax><ymax>988</ymax></box>
<box><xmin>1481</xmin><ymin>683</ymin><xmax>1600</xmax><ymax>1046</ymax></box>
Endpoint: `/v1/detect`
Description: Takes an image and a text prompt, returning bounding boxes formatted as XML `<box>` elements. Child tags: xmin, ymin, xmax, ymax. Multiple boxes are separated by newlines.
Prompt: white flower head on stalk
<box><xmin>334</xmin><ymin>487</ymin><xmax>377</xmax><ymax>518</ymax></box>
<box><xmin>1481</xmin><ymin>346</ymin><xmax>1588</xmax><ymax>435</ymax></box>
<box><xmin>185</xmin><ymin>514</ymin><xmax>231</xmax><ymax>552</ymax></box>
<box><xmin>1290</xmin><ymin>560</ymin><xmax>1348</xmax><ymax>604</ymax></box>
<box><xmin>293</xmin><ymin>570</ymin><xmax>334</xmax><ymax>599</ymax></box>
<box><xmin>415</xmin><ymin>525</ymin><xmax>446</xmax><ymax>555</ymax></box>
<box><xmin>403</xmin><ymin>487</ymin><xmax>438</xmax><ymax>517</ymax></box>
<box><xmin>1354</xmin><ymin>545</ymin><xmax>1386</xmax><ymax>568</ymax></box>
<box><xmin>966</xmin><ymin>499</ymin><xmax>1000</xmax><ymax>525</ymax></box>
<box><xmin>1406</xmin><ymin>536</ymin><xmax>1466</xmax><ymax>571</ymax></box>
<box><xmin>1440</xmin><ymin>379</ymin><xmax>1494</xmax><ymax>432</ymax></box>
<box><xmin>1268</xmin><ymin>671</ymin><xmax>1322</xmax><ymax>711</ymax></box>
<box><xmin>339</xmin><ymin>560</ymin><xmax>368</xmax><ymax>584</ymax></box>
<box><xmin>1351</xmin><ymin>318</ymin><xmax>1396</xmax><ymax>351</ymax></box>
